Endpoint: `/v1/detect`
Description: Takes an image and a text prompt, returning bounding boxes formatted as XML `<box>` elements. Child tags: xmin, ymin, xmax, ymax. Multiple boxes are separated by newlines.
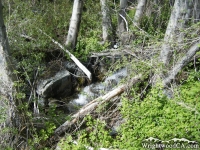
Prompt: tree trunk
<box><xmin>65</xmin><ymin>0</ymin><xmax>83</xmax><ymax>50</ymax></box>
<box><xmin>156</xmin><ymin>0</ymin><xmax>200</xmax><ymax>96</ymax></box>
<box><xmin>133</xmin><ymin>0</ymin><xmax>147</xmax><ymax>26</ymax></box>
<box><xmin>163</xmin><ymin>41</ymin><xmax>200</xmax><ymax>87</ymax></box>
<box><xmin>194</xmin><ymin>0</ymin><xmax>200</xmax><ymax>23</ymax></box>
<box><xmin>0</xmin><ymin>0</ymin><xmax>16</xmax><ymax>148</ymax></box>
<box><xmin>118</xmin><ymin>0</ymin><xmax>128</xmax><ymax>33</ymax></box>
<box><xmin>160</xmin><ymin>0</ymin><xmax>200</xmax><ymax>66</ymax></box>
<box><xmin>159</xmin><ymin>0</ymin><xmax>180</xmax><ymax>66</ymax></box>
<box><xmin>161</xmin><ymin>0</ymin><xmax>200</xmax><ymax>86</ymax></box>
<box><xmin>100</xmin><ymin>0</ymin><xmax>113</xmax><ymax>45</ymax></box>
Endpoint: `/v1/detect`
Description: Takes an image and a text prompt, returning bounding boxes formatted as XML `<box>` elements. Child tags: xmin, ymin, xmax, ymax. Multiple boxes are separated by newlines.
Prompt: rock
<box><xmin>37</xmin><ymin>70</ymin><xmax>72</xmax><ymax>98</ymax></box>
<box><xmin>63</xmin><ymin>61</ymin><xmax>77</xmax><ymax>73</ymax></box>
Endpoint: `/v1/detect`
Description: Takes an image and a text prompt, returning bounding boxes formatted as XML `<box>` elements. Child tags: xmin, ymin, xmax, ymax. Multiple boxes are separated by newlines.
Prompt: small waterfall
<box><xmin>71</xmin><ymin>67</ymin><xmax>128</xmax><ymax>106</ymax></box>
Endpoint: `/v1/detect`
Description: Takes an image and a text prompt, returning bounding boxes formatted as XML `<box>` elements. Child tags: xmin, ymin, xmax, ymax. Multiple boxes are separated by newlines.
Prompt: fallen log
<box><xmin>54</xmin><ymin>74</ymin><xmax>142</xmax><ymax>136</ymax></box>
<box><xmin>163</xmin><ymin>41</ymin><xmax>200</xmax><ymax>86</ymax></box>
<box><xmin>39</xmin><ymin>29</ymin><xmax>92</xmax><ymax>80</ymax></box>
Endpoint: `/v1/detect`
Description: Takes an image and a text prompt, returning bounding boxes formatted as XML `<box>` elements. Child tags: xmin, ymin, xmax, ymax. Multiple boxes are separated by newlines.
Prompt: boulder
<box><xmin>37</xmin><ymin>70</ymin><xmax>72</xmax><ymax>98</ymax></box>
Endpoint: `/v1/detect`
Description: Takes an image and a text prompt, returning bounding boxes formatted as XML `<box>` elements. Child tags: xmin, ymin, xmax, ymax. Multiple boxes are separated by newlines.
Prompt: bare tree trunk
<box><xmin>65</xmin><ymin>0</ymin><xmax>83</xmax><ymax>49</ymax></box>
<box><xmin>194</xmin><ymin>0</ymin><xmax>200</xmax><ymax>23</ymax></box>
<box><xmin>118</xmin><ymin>0</ymin><xmax>128</xmax><ymax>33</ymax></box>
<box><xmin>100</xmin><ymin>0</ymin><xmax>113</xmax><ymax>45</ymax></box>
<box><xmin>160</xmin><ymin>0</ymin><xmax>200</xmax><ymax>66</ymax></box>
<box><xmin>133</xmin><ymin>0</ymin><xmax>147</xmax><ymax>26</ymax></box>
<box><xmin>156</xmin><ymin>0</ymin><xmax>200</xmax><ymax>97</ymax></box>
<box><xmin>0</xmin><ymin>0</ymin><xmax>16</xmax><ymax>148</ymax></box>
<box><xmin>159</xmin><ymin>0</ymin><xmax>180</xmax><ymax>66</ymax></box>
<box><xmin>177</xmin><ymin>0</ymin><xmax>195</xmax><ymax>42</ymax></box>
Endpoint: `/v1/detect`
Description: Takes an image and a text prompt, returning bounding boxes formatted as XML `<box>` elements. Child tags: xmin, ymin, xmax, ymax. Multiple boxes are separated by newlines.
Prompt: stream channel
<box><xmin>62</xmin><ymin>67</ymin><xmax>128</xmax><ymax>113</ymax></box>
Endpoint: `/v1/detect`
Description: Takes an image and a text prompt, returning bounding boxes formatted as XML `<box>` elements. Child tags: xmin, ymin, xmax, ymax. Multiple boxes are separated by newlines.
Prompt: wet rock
<box><xmin>63</xmin><ymin>61</ymin><xmax>77</xmax><ymax>73</ymax></box>
<box><xmin>36</xmin><ymin>70</ymin><xmax>72</xmax><ymax>98</ymax></box>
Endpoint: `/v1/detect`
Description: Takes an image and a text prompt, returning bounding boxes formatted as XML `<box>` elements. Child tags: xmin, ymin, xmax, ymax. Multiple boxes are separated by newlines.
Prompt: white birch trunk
<box><xmin>118</xmin><ymin>0</ymin><xmax>127</xmax><ymax>33</ymax></box>
<box><xmin>65</xmin><ymin>0</ymin><xmax>83</xmax><ymax>49</ymax></box>
<box><xmin>100</xmin><ymin>0</ymin><xmax>113</xmax><ymax>44</ymax></box>
<box><xmin>133</xmin><ymin>0</ymin><xmax>147</xmax><ymax>26</ymax></box>
<box><xmin>0</xmin><ymin>0</ymin><xmax>16</xmax><ymax>148</ymax></box>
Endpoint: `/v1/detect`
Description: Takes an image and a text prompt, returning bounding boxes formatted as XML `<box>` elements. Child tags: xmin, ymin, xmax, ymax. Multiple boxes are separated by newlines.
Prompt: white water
<box><xmin>72</xmin><ymin>67</ymin><xmax>128</xmax><ymax>105</ymax></box>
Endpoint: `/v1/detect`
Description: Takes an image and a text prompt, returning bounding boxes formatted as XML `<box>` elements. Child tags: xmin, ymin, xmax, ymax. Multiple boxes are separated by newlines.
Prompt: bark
<box><xmin>0</xmin><ymin>0</ymin><xmax>16</xmax><ymax>148</ymax></box>
<box><xmin>194</xmin><ymin>0</ymin><xmax>200</xmax><ymax>23</ymax></box>
<box><xmin>118</xmin><ymin>0</ymin><xmax>128</xmax><ymax>33</ymax></box>
<box><xmin>177</xmin><ymin>0</ymin><xmax>195</xmax><ymax>42</ymax></box>
<box><xmin>160</xmin><ymin>0</ymin><xmax>200</xmax><ymax>66</ymax></box>
<box><xmin>163</xmin><ymin>41</ymin><xmax>200</xmax><ymax>87</ymax></box>
<box><xmin>159</xmin><ymin>0</ymin><xmax>180</xmax><ymax>66</ymax></box>
<box><xmin>155</xmin><ymin>0</ymin><xmax>200</xmax><ymax>97</ymax></box>
<box><xmin>65</xmin><ymin>0</ymin><xmax>83</xmax><ymax>49</ymax></box>
<box><xmin>133</xmin><ymin>0</ymin><xmax>147</xmax><ymax>26</ymax></box>
<box><xmin>100</xmin><ymin>0</ymin><xmax>113</xmax><ymax>45</ymax></box>
<box><xmin>53</xmin><ymin>74</ymin><xmax>142</xmax><ymax>137</ymax></box>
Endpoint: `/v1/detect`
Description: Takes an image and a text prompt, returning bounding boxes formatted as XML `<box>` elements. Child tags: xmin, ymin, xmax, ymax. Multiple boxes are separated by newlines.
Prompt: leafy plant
<box><xmin>57</xmin><ymin>115</ymin><xmax>113</xmax><ymax>149</ymax></box>
<box><xmin>76</xmin><ymin>30</ymin><xmax>109</xmax><ymax>60</ymax></box>
<box><xmin>113</xmin><ymin>71</ymin><xmax>200</xmax><ymax>149</ymax></box>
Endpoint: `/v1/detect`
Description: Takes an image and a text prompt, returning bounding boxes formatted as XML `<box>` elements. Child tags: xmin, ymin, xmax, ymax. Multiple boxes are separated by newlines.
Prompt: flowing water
<box><xmin>71</xmin><ymin>67</ymin><xmax>128</xmax><ymax>106</ymax></box>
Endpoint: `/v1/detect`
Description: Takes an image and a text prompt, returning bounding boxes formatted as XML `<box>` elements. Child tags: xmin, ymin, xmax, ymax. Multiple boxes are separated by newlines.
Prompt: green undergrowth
<box><xmin>1</xmin><ymin>0</ymin><xmax>199</xmax><ymax>149</ymax></box>
<box><xmin>57</xmin><ymin>70</ymin><xmax>200</xmax><ymax>149</ymax></box>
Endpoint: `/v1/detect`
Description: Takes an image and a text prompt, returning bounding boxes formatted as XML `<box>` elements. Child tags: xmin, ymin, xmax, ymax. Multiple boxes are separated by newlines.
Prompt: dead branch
<box><xmin>20</xmin><ymin>34</ymin><xmax>36</xmax><ymax>41</ymax></box>
<box><xmin>163</xmin><ymin>41</ymin><xmax>200</xmax><ymax>86</ymax></box>
<box><xmin>91</xmin><ymin>49</ymin><xmax>137</xmax><ymax>59</ymax></box>
<box><xmin>39</xmin><ymin>29</ymin><xmax>92</xmax><ymax>80</ymax></box>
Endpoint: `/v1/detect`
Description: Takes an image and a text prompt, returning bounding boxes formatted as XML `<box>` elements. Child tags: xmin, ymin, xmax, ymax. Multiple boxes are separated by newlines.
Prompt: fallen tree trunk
<box><xmin>54</xmin><ymin>74</ymin><xmax>142</xmax><ymax>136</ymax></box>
<box><xmin>163</xmin><ymin>41</ymin><xmax>200</xmax><ymax>87</ymax></box>
<box><xmin>39</xmin><ymin>29</ymin><xmax>92</xmax><ymax>80</ymax></box>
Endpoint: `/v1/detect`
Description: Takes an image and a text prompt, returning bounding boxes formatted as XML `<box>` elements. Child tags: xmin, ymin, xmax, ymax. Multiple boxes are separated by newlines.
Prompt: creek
<box><xmin>69</xmin><ymin>67</ymin><xmax>128</xmax><ymax>108</ymax></box>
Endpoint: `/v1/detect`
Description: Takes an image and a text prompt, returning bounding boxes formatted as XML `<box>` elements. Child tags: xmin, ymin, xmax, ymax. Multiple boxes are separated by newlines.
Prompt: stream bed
<box><xmin>69</xmin><ymin>67</ymin><xmax>128</xmax><ymax>107</ymax></box>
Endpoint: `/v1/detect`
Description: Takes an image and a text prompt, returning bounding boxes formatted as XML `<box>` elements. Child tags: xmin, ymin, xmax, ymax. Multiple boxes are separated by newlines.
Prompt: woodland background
<box><xmin>0</xmin><ymin>0</ymin><xmax>200</xmax><ymax>149</ymax></box>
